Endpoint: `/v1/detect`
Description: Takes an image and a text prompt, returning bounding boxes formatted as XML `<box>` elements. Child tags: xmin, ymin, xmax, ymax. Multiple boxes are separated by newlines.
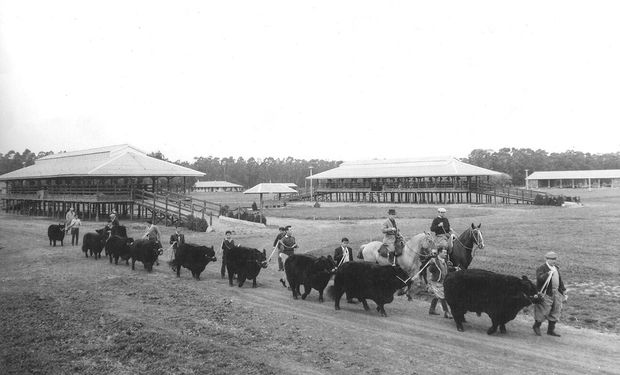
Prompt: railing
<box><xmin>472</xmin><ymin>183</ymin><xmax>552</xmax><ymax>202</ymax></box>
<box><xmin>6</xmin><ymin>185</ymin><xmax>133</xmax><ymax>197</ymax></box>
<box><xmin>132</xmin><ymin>189</ymin><xmax>221</xmax><ymax>220</ymax></box>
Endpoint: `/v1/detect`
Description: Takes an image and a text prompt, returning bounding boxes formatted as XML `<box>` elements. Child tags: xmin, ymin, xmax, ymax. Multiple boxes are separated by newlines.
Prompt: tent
<box><xmin>243</xmin><ymin>183</ymin><xmax>297</xmax><ymax>208</ymax></box>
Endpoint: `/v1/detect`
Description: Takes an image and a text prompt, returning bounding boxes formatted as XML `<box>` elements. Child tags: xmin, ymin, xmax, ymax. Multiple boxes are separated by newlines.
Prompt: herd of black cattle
<box><xmin>47</xmin><ymin>223</ymin><xmax>542</xmax><ymax>336</ymax></box>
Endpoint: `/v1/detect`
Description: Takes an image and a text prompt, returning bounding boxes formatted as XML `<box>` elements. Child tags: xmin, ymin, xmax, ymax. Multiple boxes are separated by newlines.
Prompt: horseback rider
<box><xmin>381</xmin><ymin>209</ymin><xmax>402</xmax><ymax>265</ymax></box>
<box><xmin>430</xmin><ymin>207</ymin><xmax>453</xmax><ymax>254</ymax></box>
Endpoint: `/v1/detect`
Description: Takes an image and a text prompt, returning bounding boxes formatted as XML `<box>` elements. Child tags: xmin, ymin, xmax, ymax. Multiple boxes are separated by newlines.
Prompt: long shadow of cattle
<box><xmin>129</xmin><ymin>239</ymin><xmax>163</xmax><ymax>272</ymax></box>
<box><xmin>327</xmin><ymin>262</ymin><xmax>411</xmax><ymax>317</ymax></box>
<box><xmin>82</xmin><ymin>229</ymin><xmax>107</xmax><ymax>259</ymax></box>
<box><xmin>48</xmin><ymin>224</ymin><xmax>65</xmax><ymax>246</ymax></box>
<box><xmin>284</xmin><ymin>254</ymin><xmax>335</xmax><ymax>302</ymax></box>
<box><xmin>168</xmin><ymin>243</ymin><xmax>217</xmax><ymax>280</ymax></box>
<box><xmin>225</xmin><ymin>246</ymin><xmax>267</xmax><ymax>288</ymax></box>
<box><xmin>444</xmin><ymin>269</ymin><xmax>541</xmax><ymax>334</ymax></box>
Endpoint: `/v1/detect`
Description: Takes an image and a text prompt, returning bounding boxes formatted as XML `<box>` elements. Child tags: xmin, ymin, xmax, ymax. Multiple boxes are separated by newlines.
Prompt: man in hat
<box><xmin>381</xmin><ymin>209</ymin><xmax>399</xmax><ymax>264</ymax></box>
<box><xmin>533</xmin><ymin>251</ymin><xmax>567</xmax><ymax>337</ymax></box>
<box><xmin>273</xmin><ymin>227</ymin><xmax>287</xmax><ymax>271</ymax></box>
<box><xmin>427</xmin><ymin>248</ymin><xmax>453</xmax><ymax>319</ymax></box>
<box><xmin>279</xmin><ymin>226</ymin><xmax>298</xmax><ymax>265</ymax></box>
<box><xmin>143</xmin><ymin>219</ymin><xmax>161</xmax><ymax>243</ymax></box>
<box><xmin>430</xmin><ymin>207</ymin><xmax>453</xmax><ymax>253</ymax></box>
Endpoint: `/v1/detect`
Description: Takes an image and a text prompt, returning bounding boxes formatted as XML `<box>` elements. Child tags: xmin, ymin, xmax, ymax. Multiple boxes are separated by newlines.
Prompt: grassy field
<box><xmin>256</xmin><ymin>188</ymin><xmax>620</xmax><ymax>333</ymax></box>
<box><xmin>1</xmin><ymin>188</ymin><xmax>619</xmax><ymax>374</ymax></box>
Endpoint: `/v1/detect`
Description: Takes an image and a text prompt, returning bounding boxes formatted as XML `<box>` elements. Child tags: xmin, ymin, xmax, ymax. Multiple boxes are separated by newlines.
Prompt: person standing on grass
<box><xmin>221</xmin><ymin>230</ymin><xmax>237</xmax><ymax>279</ymax></box>
<box><xmin>334</xmin><ymin>237</ymin><xmax>356</xmax><ymax>304</ymax></box>
<box><xmin>279</xmin><ymin>226</ymin><xmax>298</xmax><ymax>266</ymax></box>
<box><xmin>65</xmin><ymin>207</ymin><xmax>75</xmax><ymax>229</ymax></box>
<box><xmin>427</xmin><ymin>248</ymin><xmax>453</xmax><ymax>319</ymax></box>
<box><xmin>66</xmin><ymin>214</ymin><xmax>82</xmax><ymax>246</ymax></box>
<box><xmin>533</xmin><ymin>251</ymin><xmax>567</xmax><ymax>337</ymax></box>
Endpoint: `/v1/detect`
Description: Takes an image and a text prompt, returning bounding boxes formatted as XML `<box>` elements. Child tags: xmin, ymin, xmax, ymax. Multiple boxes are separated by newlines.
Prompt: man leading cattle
<box><xmin>381</xmin><ymin>209</ymin><xmax>401</xmax><ymax>265</ymax></box>
<box><xmin>533</xmin><ymin>251</ymin><xmax>567</xmax><ymax>337</ymax></box>
<box><xmin>430</xmin><ymin>207</ymin><xmax>453</xmax><ymax>253</ymax></box>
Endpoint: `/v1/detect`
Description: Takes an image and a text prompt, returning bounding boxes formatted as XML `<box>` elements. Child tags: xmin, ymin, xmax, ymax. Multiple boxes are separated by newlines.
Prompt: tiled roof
<box><xmin>0</xmin><ymin>144</ymin><xmax>204</xmax><ymax>180</ymax></box>
<box><xmin>306</xmin><ymin>157</ymin><xmax>504</xmax><ymax>180</ymax></box>
<box><xmin>527</xmin><ymin>170</ymin><xmax>620</xmax><ymax>180</ymax></box>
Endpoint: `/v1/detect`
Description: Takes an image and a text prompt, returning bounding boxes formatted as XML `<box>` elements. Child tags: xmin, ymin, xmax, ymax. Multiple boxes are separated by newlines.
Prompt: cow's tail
<box><xmin>326</xmin><ymin>285</ymin><xmax>336</xmax><ymax>300</ymax></box>
<box><xmin>357</xmin><ymin>244</ymin><xmax>365</xmax><ymax>260</ymax></box>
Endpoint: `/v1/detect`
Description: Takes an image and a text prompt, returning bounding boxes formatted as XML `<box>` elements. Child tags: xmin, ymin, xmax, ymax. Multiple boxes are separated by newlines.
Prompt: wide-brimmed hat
<box><xmin>388</xmin><ymin>209</ymin><xmax>396</xmax><ymax>215</ymax></box>
<box><xmin>545</xmin><ymin>251</ymin><xmax>558</xmax><ymax>259</ymax></box>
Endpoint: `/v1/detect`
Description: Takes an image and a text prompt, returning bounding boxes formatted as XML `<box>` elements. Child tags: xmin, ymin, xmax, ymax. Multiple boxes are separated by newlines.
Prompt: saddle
<box><xmin>378</xmin><ymin>236</ymin><xmax>405</xmax><ymax>258</ymax></box>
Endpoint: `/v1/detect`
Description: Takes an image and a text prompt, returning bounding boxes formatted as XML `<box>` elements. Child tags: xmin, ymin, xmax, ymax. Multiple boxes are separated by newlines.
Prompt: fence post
<box><xmin>202</xmin><ymin>201</ymin><xmax>206</xmax><ymax>220</ymax></box>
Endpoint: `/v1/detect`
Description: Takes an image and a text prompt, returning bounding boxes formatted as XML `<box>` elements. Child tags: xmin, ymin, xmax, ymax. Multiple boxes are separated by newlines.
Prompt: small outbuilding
<box><xmin>193</xmin><ymin>181</ymin><xmax>244</xmax><ymax>192</ymax></box>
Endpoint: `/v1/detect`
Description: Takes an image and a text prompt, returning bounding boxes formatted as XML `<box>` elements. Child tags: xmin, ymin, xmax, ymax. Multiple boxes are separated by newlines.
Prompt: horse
<box><xmin>450</xmin><ymin>223</ymin><xmax>485</xmax><ymax>269</ymax></box>
<box><xmin>358</xmin><ymin>232</ymin><xmax>435</xmax><ymax>299</ymax></box>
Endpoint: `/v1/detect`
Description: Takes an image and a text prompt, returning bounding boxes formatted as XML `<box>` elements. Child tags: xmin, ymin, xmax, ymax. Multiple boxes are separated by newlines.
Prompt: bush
<box><xmin>185</xmin><ymin>215</ymin><xmax>208</xmax><ymax>232</ymax></box>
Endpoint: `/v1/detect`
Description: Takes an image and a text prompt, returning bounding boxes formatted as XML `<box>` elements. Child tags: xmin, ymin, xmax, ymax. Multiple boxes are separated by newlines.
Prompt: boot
<box><xmin>532</xmin><ymin>321</ymin><xmax>542</xmax><ymax>336</ymax></box>
<box><xmin>429</xmin><ymin>298</ymin><xmax>439</xmax><ymax>315</ymax></box>
<box><xmin>441</xmin><ymin>300</ymin><xmax>452</xmax><ymax>319</ymax></box>
<box><xmin>547</xmin><ymin>321</ymin><xmax>561</xmax><ymax>337</ymax></box>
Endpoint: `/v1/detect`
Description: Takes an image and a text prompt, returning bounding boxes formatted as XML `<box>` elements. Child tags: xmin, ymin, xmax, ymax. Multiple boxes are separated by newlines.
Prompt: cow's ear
<box><xmin>521</xmin><ymin>275</ymin><xmax>529</xmax><ymax>281</ymax></box>
<box><xmin>262</xmin><ymin>249</ymin><xmax>266</xmax><ymax>255</ymax></box>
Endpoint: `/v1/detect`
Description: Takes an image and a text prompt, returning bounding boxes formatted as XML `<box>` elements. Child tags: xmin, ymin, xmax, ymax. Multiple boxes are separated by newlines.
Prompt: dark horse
<box><xmin>450</xmin><ymin>224</ymin><xmax>484</xmax><ymax>269</ymax></box>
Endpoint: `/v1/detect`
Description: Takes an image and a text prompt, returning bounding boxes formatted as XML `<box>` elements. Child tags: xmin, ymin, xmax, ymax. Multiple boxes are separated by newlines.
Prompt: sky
<box><xmin>1</xmin><ymin>1</ymin><xmax>619</xmax><ymax>163</ymax></box>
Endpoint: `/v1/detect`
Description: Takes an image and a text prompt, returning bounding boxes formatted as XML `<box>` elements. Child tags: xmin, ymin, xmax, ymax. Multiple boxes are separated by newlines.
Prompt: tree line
<box><xmin>462</xmin><ymin>148</ymin><xmax>620</xmax><ymax>186</ymax></box>
<box><xmin>1</xmin><ymin>148</ymin><xmax>619</xmax><ymax>188</ymax></box>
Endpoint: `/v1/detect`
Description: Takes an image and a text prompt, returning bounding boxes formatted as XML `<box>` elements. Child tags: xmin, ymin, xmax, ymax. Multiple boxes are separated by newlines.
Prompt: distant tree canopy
<box><xmin>2</xmin><ymin>147</ymin><xmax>620</xmax><ymax>188</ymax></box>
<box><xmin>463</xmin><ymin>148</ymin><xmax>620</xmax><ymax>186</ymax></box>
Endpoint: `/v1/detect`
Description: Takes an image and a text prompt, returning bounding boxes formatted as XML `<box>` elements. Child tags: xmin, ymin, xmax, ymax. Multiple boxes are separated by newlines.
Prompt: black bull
<box><xmin>444</xmin><ymin>269</ymin><xmax>542</xmax><ymax>334</ymax></box>
<box><xmin>169</xmin><ymin>243</ymin><xmax>217</xmax><ymax>280</ymax></box>
<box><xmin>225</xmin><ymin>246</ymin><xmax>267</xmax><ymax>288</ymax></box>
<box><xmin>328</xmin><ymin>262</ymin><xmax>411</xmax><ymax>317</ymax></box>
<box><xmin>284</xmin><ymin>254</ymin><xmax>336</xmax><ymax>302</ymax></box>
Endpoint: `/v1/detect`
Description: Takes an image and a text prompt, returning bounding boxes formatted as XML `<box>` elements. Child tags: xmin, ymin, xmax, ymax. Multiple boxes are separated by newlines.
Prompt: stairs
<box><xmin>132</xmin><ymin>189</ymin><xmax>220</xmax><ymax>225</ymax></box>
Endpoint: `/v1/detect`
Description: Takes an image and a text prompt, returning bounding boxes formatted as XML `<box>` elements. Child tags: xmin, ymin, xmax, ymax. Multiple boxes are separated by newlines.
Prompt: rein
<box><xmin>395</xmin><ymin>259</ymin><xmax>433</xmax><ymax>286</ymax></box>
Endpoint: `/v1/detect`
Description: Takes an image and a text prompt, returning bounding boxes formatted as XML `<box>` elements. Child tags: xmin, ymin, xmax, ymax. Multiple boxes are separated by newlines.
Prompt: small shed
<box><xmin>243</xmin><ymin>183</ymin><xmax>298</xmax><ymax>208</ymax></box>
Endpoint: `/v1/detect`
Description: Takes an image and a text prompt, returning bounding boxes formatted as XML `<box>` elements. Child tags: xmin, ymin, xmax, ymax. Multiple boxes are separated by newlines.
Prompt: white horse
<box><xmin>358</xmin><ymin>232</ymin><xmax>435</xmax><ymax>299</ymax></box>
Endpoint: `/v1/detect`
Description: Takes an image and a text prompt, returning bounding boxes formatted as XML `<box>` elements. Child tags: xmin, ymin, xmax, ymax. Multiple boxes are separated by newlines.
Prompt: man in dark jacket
<box><xmin>221</xmin><ymin>230</ymin><xmax>237</xmax><ymax>279</ymax></box>
<box><xmin>533</xmin><ymin>251</ymin><xmax>567</xmax><ymax>337</ymax></box>
<box><xmin>334</xmin><ymin>237</ymin><xmax>354</xmax><ymax>267</ymax></box>
<box><xmin>430</xmin><ymin>207</ymin><xmax>453</xmax><ymax>253</ymax></box>
<box><xmin>427</xmin><ymin>248</ymin><xmax>453</xmax><ymax>318</ymax></box>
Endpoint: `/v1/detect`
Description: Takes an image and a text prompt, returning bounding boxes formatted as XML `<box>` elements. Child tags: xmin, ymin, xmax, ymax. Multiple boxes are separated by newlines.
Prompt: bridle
<box><xmin>453</xmin><ymin>228</ymin><xmax>484</xmax><ymax>252</ymax></box>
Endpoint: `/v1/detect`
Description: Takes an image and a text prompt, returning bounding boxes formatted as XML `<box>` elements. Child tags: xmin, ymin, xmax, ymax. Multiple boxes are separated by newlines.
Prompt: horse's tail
<box><xmin>357</xmin><ymin>244</ymin><xmax>365</xmax><ymax>259</ymax></box>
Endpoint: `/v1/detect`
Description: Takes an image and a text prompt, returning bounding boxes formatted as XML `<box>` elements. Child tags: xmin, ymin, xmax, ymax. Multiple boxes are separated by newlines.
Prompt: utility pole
<box><xmin>525</xmin><ymin>169</ymin><xmax>529</xmax><ymax>189</ymax></box>
<box><xmin>309</xmin><ymin>166</ymin><xmax>314</xmax><ymax>201</ymax></box>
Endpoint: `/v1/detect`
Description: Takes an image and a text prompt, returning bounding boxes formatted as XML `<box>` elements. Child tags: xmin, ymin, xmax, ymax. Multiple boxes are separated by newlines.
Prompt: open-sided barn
<box><xmin>306</xmin><ymin>157</ymin><xmax>546</xmax><ymax>204</ymax></box>
<box><xmin>0</xmin><ymin>144</ymin><xmax>217</xmax><ymax>223</ymax></box>
<box><xmin>526</xmin><ymin>170</ymin><xmax>620</xmax><ymax>189</ymax></box>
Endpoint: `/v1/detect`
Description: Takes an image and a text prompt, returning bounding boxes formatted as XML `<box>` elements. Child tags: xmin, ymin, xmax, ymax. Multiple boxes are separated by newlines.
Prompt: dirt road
<box><xmin>1</xmin><ymin>215</ymin><xmax>618</xmax><ymax>375</ymax></box>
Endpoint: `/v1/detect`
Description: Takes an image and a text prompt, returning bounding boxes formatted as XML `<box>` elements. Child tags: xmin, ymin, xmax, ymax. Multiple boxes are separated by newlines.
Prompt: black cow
<box><xmin>106</xmin><ymin>235</ymin><xmax>134</xmax><ymax>265</ymax></box>
<box><xmin>129</xmin><ymin>239</ymin><xmax>162</xmax><ymax>272</ymax></box>
<box><xmin>225</xmin><ymin>246</ymin><xmax>267</xmax><ymax>288</ymax></box>
<box><xmin>48</xmin><ymin>224</ymin><xmax>65</xmax><ymax>246</ymax></box>
<box><xmin>284</xmin><ymin>254</ymin><xmax>336</xmax><ymax>302</ymax></box>
<box><xmin>82</xmin><ymin>229</ymin><xmax>106</xmax><ymax>259</ymax></box>
<box><xmin>444</xmin><ymin>269</ymin><xmax>541</xmax><ymax>334</ymax></box>
<box><xmin>169</xmin><ymin>243</ymin><xmax>217</xmax><ymax>280</ymax></box>
<box><xmin>328</xmin><ymin>262</ymin><xmax>411</xmax><ymax>317</ymax></box>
